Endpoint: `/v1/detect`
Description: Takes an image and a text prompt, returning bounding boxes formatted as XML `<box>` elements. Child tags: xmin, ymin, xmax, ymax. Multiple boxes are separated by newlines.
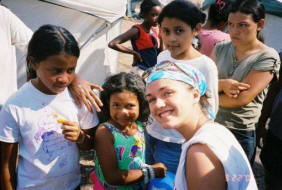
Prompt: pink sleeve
<box><xmin>199</xmin><ymin>30</ymin><xmax>230</xmax><ymax>56</ymax></box>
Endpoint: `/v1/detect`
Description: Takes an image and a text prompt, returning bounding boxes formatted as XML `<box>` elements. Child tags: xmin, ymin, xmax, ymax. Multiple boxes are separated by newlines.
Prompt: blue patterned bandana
<box><xmin>146</xmin><ymin>60</ymin><xmax>215</xmax><ymax>119</ymax></box>
<box><xmin>146</xmin><ymin>60</ymin><xmax>207</xmax><ymax>96</ymax></box>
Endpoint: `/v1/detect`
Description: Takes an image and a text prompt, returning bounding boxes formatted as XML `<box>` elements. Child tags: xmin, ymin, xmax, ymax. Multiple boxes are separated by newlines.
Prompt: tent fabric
<box><xmin>261</xmin><ymin>0</ymin><xmax>282</xmax><ymax>17</ymax></box>
<box><xmin>262</xmin><ymin>13</ymin><xmax>282</xmax><ymax>52</ymax></box>
<box><xmin>3</xmin><ymin>0</ymin><xmax>126</xmax><ymax>86</ymax></box>
<box><xmin>42</xmin><ymin>0</ymin><xmax>127</xmax><ymax>23</ymax></box>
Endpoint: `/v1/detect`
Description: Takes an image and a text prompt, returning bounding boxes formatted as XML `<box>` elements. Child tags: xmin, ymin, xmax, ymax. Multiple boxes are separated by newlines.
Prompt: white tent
<box><xmin>262</xmin><ymin>13</ymin><xmax>282</xmax><ymax>52</ymax></box>
<box><xmin>3</xmin><ymin>0</ymin><xmax>127</xmax><ymax>87</ymax></box>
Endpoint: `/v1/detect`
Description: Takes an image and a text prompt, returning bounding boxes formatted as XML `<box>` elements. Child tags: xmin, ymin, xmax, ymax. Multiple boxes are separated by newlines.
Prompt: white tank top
<box><xmin>174</xmin><ymin>122</ymin><xmax>258</xmax><ymax>190</ymax></box>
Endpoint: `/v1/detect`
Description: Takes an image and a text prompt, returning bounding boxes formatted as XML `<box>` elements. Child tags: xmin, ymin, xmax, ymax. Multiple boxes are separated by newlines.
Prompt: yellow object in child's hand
<box><xmin>57</xmin><ymin>118</ymin><xmax>66</xmax><ymax>123</ymax></box>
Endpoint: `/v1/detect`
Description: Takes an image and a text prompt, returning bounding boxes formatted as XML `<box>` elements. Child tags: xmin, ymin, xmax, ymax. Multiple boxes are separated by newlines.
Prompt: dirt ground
<box><xmin>80</xmin><ymin>18</ymin><xmax>265</xmax><ymax>190</ymax></box>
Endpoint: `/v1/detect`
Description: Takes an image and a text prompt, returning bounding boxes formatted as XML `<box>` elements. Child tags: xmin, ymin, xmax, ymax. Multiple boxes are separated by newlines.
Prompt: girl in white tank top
<box><xmin>145</xmin><ymin>61</ymin><xmax>257</xmax><ymax>189</ymax></box>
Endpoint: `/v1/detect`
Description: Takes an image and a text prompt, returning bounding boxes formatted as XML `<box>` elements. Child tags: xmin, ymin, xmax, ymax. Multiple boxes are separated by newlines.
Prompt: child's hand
<box><xmin>69</xmin><ymin>76</ymin><xmax>103</xmax><ymax>112</ymax></box>
<box><xmin>152</xmin><ymin>162</ymin><xmax>167</xmax><ymax>178</ymax></box>
<box><xmin>60</xmin><ymin>120</ymin><xmax>81</xmax><ymax>142</ymax></box>
<box><xmin>133</xmin><ymin>51</ymin><xmax>143</xmax><ymax>62</ymax></box>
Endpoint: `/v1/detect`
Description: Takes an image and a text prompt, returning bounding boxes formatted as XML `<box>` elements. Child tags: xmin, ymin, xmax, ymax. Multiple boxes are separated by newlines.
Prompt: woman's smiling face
<box><xmin>146</xmin><ymin>79</ymin><xmax>197</xmax><ymax>130</ymax></box>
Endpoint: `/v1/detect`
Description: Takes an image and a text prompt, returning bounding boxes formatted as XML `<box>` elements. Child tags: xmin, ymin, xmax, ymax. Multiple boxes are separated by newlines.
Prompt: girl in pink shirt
<box><xmin>199</xmin><ymin>0</ymin><xmax>231</xmax><ymax>57</ymax></box>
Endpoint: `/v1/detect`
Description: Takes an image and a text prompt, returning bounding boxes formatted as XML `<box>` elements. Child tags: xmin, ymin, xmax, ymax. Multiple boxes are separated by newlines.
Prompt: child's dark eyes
<box><xmin>52</xmin><ymin>68</ymin><xmax>62</xmax><ymax>74</ymax></box>
<box><xmin>67</xmin><ymin>67</ymin><xmax>75</xmax><ymax>74</ymax></box>
<box><xmin>151</xmin><ymin>13</ymin><xmax>159</xmax><ymax>17</ymax></box>
<box><xmin>51</xmin><ymin>67</ymin><xmax>75</xmax><ymax>74</ymax></box>
<box><xmin>111</xmin><ymin>103</ymin><xmax>136</xmax><ymax>109</ymax></box>
<box><xmin>126</xmin><ymin>104</ymin><xmax>136</xmax><ymax>109</ymax></box>
<box><xmin>161</xmin><ymin>28</ymin><xmax>183</xmax><ymax>36</ymax></box>
<box><xmin>112</xmin><ymin>103</ymin><xmax>121</xmax><ymax>109</ymax></box>
<box><xmin>112</xmin><ymin>103</ymin><xmax>119</xmax><ymax>107</ymax></box>
<box><xmin>162</xmin><ymin>29</ymin><xmax>169</xmax><ymax>35</ymax></box>
<box><xmin>175</xmin><ymin>28</ymin><xmax>183</xmax><ymax>35</ymax></box>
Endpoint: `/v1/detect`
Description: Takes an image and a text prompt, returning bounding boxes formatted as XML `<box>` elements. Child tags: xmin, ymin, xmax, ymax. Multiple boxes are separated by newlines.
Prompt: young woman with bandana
<box><xmin>145</xmin><ymin>62</ymin><xmax>257</xmax><ymax>190</ymax></box>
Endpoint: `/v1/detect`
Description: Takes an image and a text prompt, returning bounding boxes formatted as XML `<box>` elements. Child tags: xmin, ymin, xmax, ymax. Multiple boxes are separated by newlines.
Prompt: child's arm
<box><xmin>1</xmin><ymin>142</ymin><xmax>18</xmax><ymax>190</ymax></box>
<box><xmin>69</xmin><ymin>76</ymin><xmax>103</xmax><ymax>113</ymax></box>
<box><xmin>108</xmin><ymin>27</ymin><xmax>142</xmax><ymax>61</ymax></box>
<box><xmin>76</xmin><ymin>128</ymin><xmax>95</xmax><ymax>150</ymax></box>
<box><xmin>94</xmin><ymin>125</ymin><xmax>167</xmax><ymax>186</ymax></box>
<box><xmin>60</xmin><ymin>120</ymin><xmax>94</xmax><ymax>150</ymax></box>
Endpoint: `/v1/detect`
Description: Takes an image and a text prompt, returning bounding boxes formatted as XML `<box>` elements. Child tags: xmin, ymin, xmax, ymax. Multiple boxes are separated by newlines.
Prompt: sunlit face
<box><xmin>109</xmin><ymin>90</ymin><xmax>140</xmax><ymax>128</ymax></box>
<box><xmin>143</xmin><ymin>6</ymin><xmax>162</xmax><ymax>27</ymax></box>
<box><xmin>31</xmin><ymin>53</ymin><xmax>77</xmax><ymax>95</ymax></box>
<box><xmin>146</xmin><ymin>79</ymin><xmax>198</xmax><ymax>129</ymax></box>
<box><xmin>228</xmin><ymin>11</ymin><xmax>264</xmax><ymax>46</ymax></box>
<box><xmin>160</xmin><ymin>17</ymin><xmax>198</xmax><ymax>59</ymax></box>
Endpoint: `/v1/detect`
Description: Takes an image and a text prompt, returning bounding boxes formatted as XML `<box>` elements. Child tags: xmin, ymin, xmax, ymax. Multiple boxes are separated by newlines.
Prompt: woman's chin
<box><xmin>159</xmin><ymin>122</ymin><xmax>178</xmax><ymax>130</ymax></box>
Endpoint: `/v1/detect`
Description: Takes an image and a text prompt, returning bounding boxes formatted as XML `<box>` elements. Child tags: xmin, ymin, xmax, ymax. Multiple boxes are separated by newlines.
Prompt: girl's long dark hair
<box><xmin>26</xmin><ymin>24</ymin><xmax>80</xmax><ymax>80</ymax></box>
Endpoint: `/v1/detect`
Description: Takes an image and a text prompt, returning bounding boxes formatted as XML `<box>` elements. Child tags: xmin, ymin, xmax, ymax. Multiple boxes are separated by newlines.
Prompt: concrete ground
<box><xmin>80</xmin><ymin>18</ymin><xmax>266</xmax><ymax>190</ymax></box>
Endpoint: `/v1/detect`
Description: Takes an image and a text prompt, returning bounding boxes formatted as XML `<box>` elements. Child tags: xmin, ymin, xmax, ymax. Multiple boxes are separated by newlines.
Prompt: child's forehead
<box><xmin>111</xmin><ymin>90</ymin><xmax>137</xmax><ymax>98</ymax></box>
<box><xmin>110</xmin><ymin>90</ymin><xmax>139</xmax><ymax>102</ymax></box>
<box><xmin>161</xmin><ymin>17</ymin><xmax>191</xmax><ymax>28</ymax></box>
<box><xmin>42</xmin><ymin>54</ymin><xmax>77</xmax><ymax>67</ymax></box>
<box><xmin>150</xmin><ymin>5</ymin><xmax>162</xmax><ymax>11</ymax></box>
